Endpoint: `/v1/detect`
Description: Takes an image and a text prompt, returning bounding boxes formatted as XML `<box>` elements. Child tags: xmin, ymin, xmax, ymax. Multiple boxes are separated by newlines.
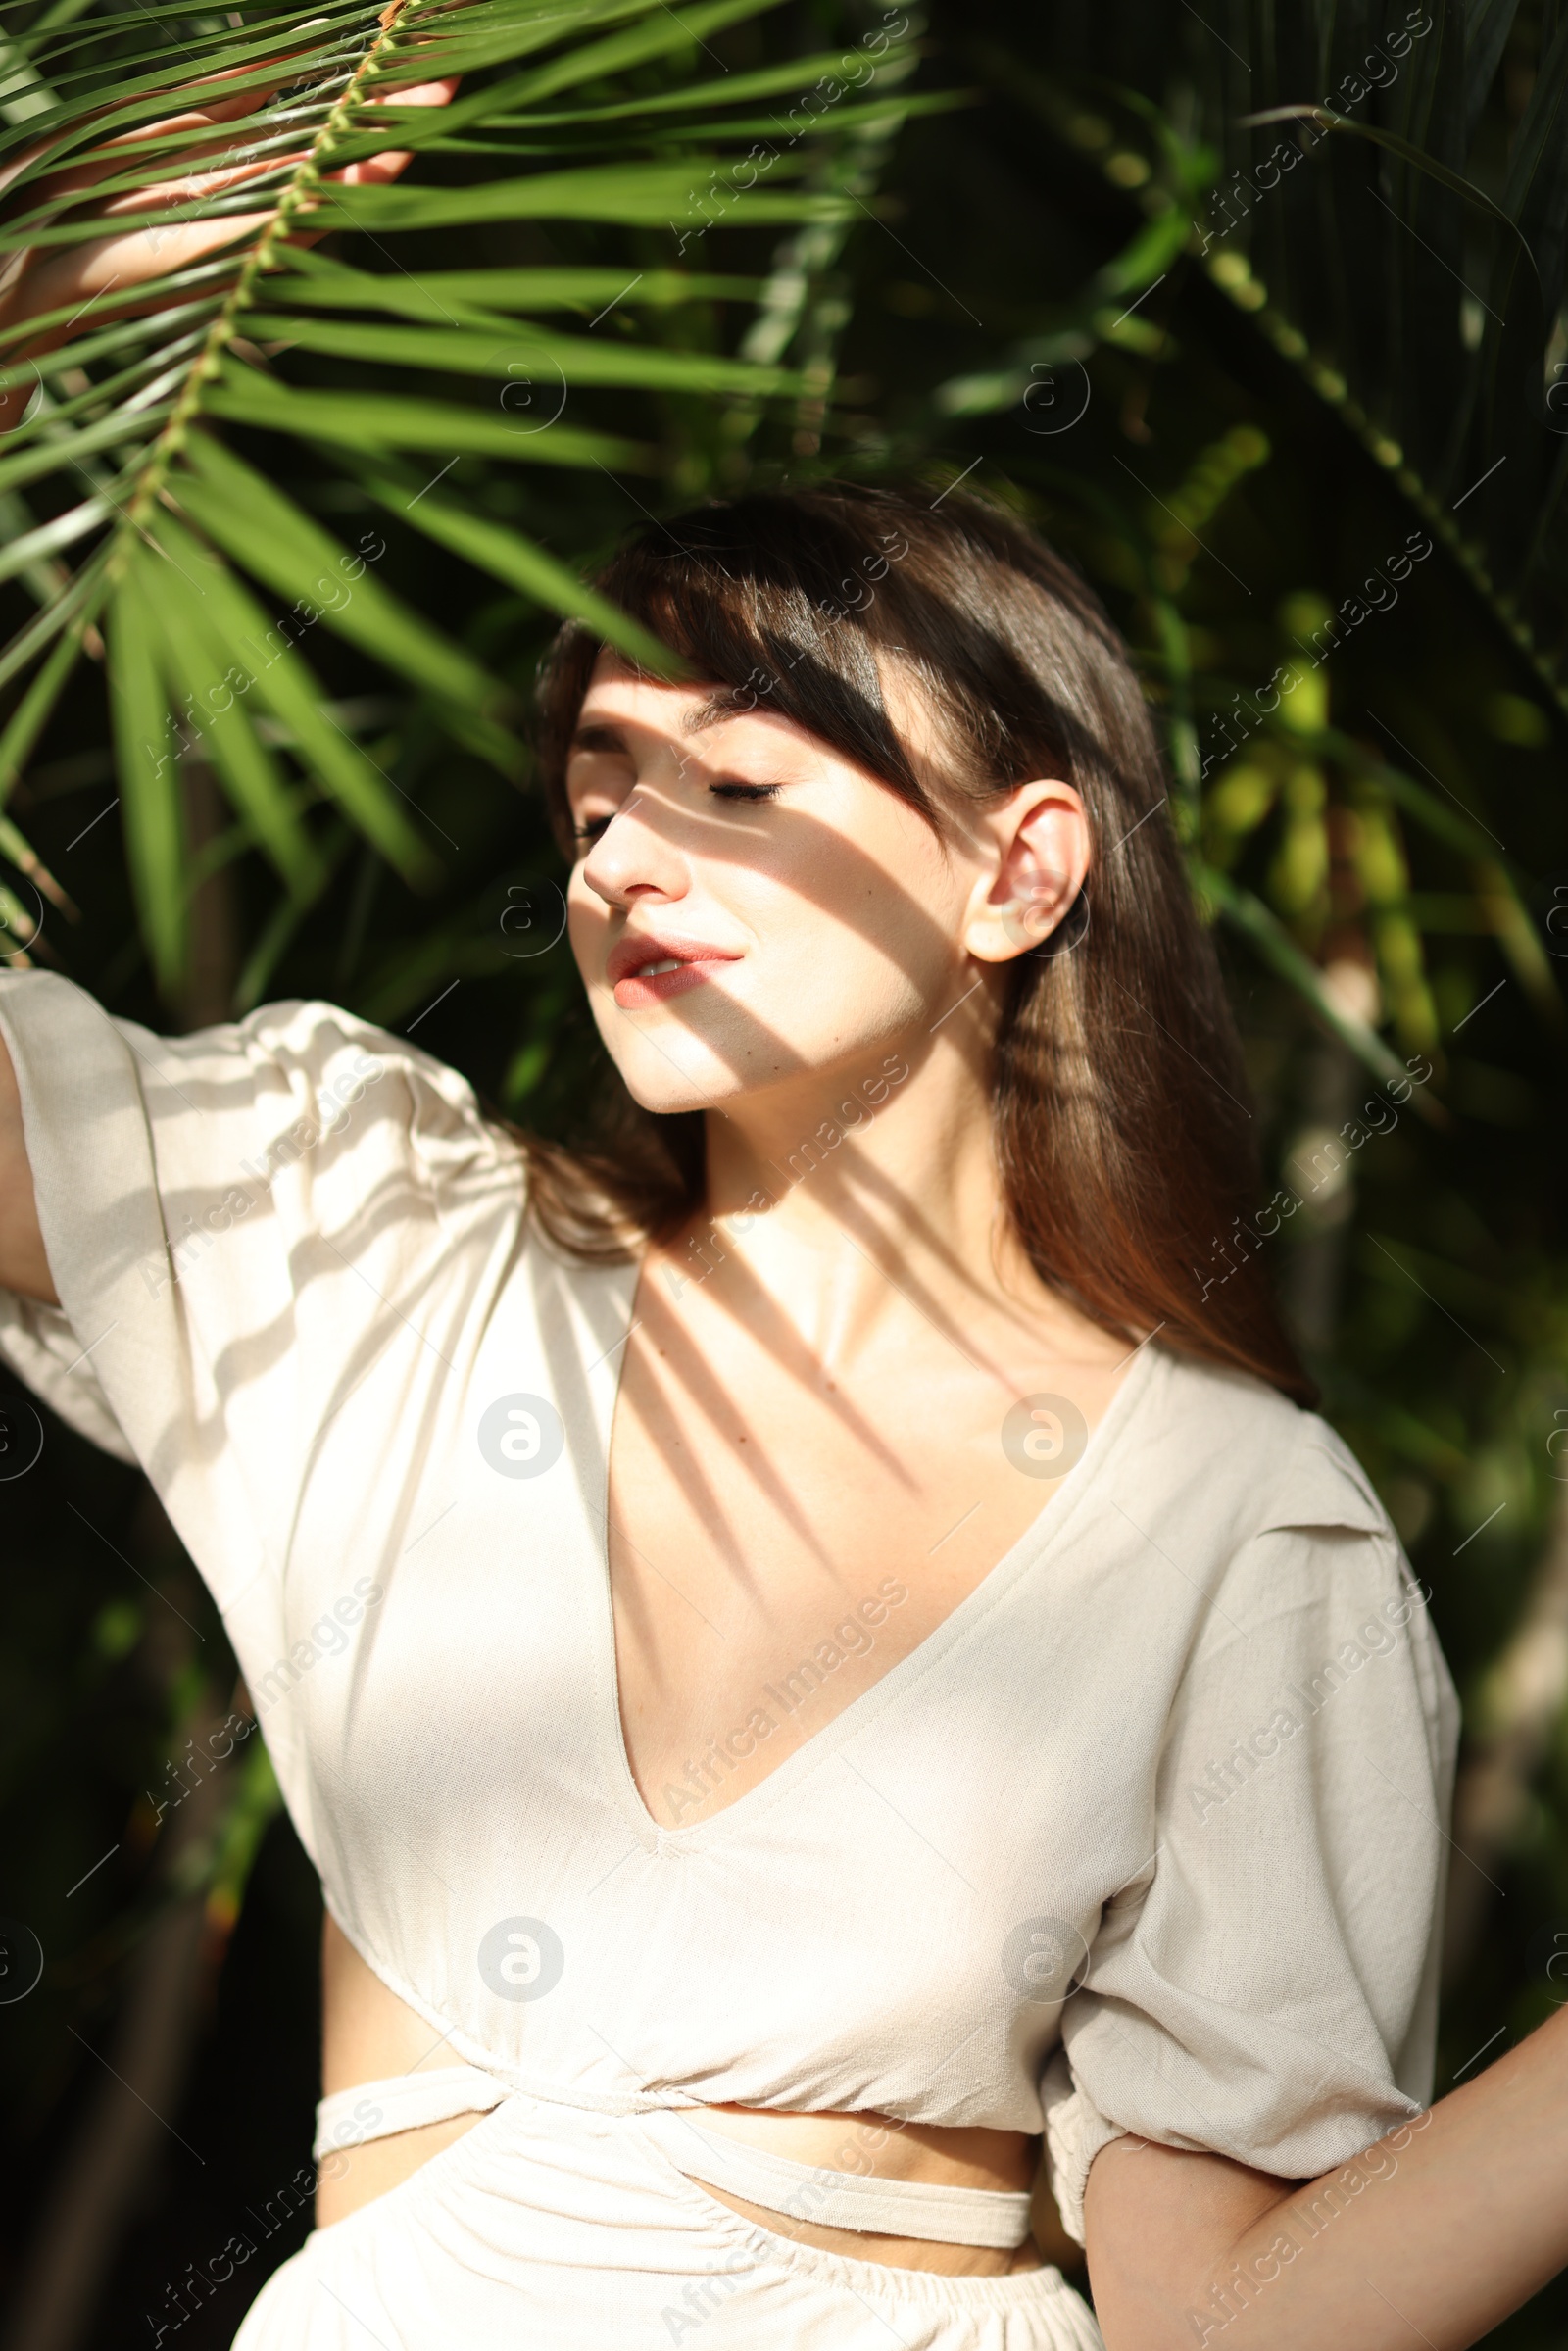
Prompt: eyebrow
<box><xmin>569</xmin><ymin>694</ymin><xmax>745</xmax><ymax>756</ymax></box>
<box><xmin>567</xmin><ymin>721</ymin><xmax>629</xmax><ymax>755</ymax></box>
<box><xmin>681</xmin><ymin>691</ymin><xmax>748</xmax><ymax>735</ymax></box>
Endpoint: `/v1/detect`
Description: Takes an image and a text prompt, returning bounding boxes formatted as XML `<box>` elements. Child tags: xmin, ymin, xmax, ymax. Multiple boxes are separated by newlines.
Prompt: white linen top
<box><xmin>0</xmin><ymin>972</ymin><xmax>1460</xmax><ymax>2242</ymax></box>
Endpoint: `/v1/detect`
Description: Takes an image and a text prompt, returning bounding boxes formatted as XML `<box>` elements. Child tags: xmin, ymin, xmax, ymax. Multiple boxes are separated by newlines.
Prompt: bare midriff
<box><xmin>318</xmin><ymin>1918</ymin><xmax>1045</xmax><ymax>2272</ymax></box>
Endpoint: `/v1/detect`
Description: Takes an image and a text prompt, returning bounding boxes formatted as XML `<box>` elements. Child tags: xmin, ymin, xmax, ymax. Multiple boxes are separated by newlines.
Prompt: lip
<box><xmin>606</xmin><ymin>930</ymin><xmax>743</xmax><ymax>1011</ymax></box>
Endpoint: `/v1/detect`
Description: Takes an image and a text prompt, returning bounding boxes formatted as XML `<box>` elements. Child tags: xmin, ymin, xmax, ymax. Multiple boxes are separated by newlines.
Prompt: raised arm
<box><xmin>0</xmin><ymin>1024</ymin><xmax>55</xmax><ymax>1303</ymax></box>
<box><xmin>0</xmin><ymin>24</ymin><xmax>462</xmax><ymax>1282</ymax></box>
<box><xmin>1085</xmin><ymin>2000</ymin><xmax>1568</xmax><ymax>2351</ymax></box>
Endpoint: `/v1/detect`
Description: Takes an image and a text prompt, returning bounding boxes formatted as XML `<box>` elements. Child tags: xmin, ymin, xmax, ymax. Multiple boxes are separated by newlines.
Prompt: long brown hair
<box><xmin>525</xmin><ymin>479</ymin><xmax>1311</xmax><ymax>1404</ymax></box>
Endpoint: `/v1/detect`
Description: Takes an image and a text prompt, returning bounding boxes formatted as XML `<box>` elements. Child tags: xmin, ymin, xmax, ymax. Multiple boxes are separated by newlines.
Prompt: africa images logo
<box><xmin>477</xmin><ymin>1394</ymin><xmax>566</xmax><ymax>1480</ymax></box>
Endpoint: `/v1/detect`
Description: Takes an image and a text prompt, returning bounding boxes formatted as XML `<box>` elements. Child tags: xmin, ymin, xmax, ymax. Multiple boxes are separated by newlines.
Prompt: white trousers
<box><xmin>232</xmin><ymin>2090</ymin><xmax>1106</xmax><ymax>2350</ymax></box>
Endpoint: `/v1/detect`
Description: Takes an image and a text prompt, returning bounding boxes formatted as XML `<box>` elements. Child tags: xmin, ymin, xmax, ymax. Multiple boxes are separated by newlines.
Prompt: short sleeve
<box><xmin>0</xmin><ymin>968</ymin><xmax>518</xmax><ymax>1616</ymax></box>
<box><xmin>1042</xmin><ymin>1440</ymin><xmax>1459</xmax><ymax>2243</ymax></box>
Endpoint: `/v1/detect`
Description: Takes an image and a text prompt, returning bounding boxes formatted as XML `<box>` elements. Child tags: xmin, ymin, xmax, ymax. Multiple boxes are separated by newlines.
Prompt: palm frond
<box><xmin>940</xmin><ymin>6</ymin><xmax>1568</xmax><ymax>702</ymax></box>
<box><xmin>0</xmin><ymin>0</ymin><xmax>919</xmax><ymax>991</ymax></box>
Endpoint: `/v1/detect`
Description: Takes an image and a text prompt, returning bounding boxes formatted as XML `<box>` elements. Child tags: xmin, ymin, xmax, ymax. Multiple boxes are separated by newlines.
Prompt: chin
<box><xmin>615</xmin><ymin>1060</ymin><xmax>731</xmax><ymax>1117</ymax></box>
<box><xmin>593</xmin><ymin>1012</ymin><xmax>748</xmax><ymax>1116</ymax></box>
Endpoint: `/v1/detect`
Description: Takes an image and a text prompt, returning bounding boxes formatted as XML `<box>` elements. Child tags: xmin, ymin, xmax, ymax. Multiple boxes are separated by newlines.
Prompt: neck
<box><xmin>682</xmin><ymin>979</ymin><xmax>1052</xmax><ymax>1365</ymax></box>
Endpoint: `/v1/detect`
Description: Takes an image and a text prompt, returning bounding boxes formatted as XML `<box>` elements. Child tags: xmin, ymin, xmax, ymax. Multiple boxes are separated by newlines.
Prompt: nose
<box><xmin>580</xmin><ymin>785</ymin><xmax>691</xmax><ymax>910</ymax></box>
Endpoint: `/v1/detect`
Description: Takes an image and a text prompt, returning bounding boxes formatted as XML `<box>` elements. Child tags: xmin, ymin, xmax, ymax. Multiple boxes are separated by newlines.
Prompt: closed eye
<box><xmin>572</xmin><ymin>779</ymin><xmax>783</xmax><ymax>850</ymax></box>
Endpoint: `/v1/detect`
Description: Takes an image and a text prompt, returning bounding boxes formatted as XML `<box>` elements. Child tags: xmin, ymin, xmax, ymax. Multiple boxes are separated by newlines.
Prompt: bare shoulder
<box><xmin>0</xmin><ymin>1023</ymin><xmax>55</xmax><ymax>1304</ymax></box>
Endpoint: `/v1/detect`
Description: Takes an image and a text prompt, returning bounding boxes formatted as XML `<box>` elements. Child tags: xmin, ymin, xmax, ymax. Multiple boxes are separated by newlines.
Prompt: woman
<box><xmin>2</xmin><ymin>59</ymin><xmax>1567</xmax><ymax>2351</ymax></box>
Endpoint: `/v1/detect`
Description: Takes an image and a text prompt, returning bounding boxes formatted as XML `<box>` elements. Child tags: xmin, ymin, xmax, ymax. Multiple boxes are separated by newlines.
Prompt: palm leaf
<box><xmin>1195</xmin><ymin>861</ymin><xmax>1446</xmax><ymax>1115</ymax></box>
<box><xmin>134</xmin><ymin>542</ymin><xmax>326</xmax><ymax>901</ymax></box>
<box><xmin>172</xmin><ymin>432</ymin><xmax>518</xmax><ymax>774</ymax></box>
<box><xmin>0</xmin><ymin>0</ymin><xmax>920</xmax><ymax>995</ymax></box>
<box><xmin>107</xmin><ymin>547</ymin><xmax>185</xmax><ymax>988</ymax></box>
<box><xmin>942</xmin><ymin>9</ymin><xmax>1568</xmax><ymax>702</ymax></box>
<box><xmin>343</xmin><ymin>450</ymin><xmax>683</xmax><ymax>667</ymax></box>
<box><xmin>1236</xmin><ymin>102</ymin><xmax>1539</xmax><ymax>279</ymax></box>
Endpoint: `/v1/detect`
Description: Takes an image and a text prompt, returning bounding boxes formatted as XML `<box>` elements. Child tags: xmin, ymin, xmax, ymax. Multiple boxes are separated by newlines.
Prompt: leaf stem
<box><xmin>120</xmin><ymin>0</ymin><xmax>428</xmax><ymax>548</ymax></box>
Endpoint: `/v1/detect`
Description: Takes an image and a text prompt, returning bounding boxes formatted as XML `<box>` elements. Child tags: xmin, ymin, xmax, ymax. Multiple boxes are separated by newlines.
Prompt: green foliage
<box><xmin>0</xmin><ymin>0</ymin><xmax>918</xmax><ymax>987</ymax></box>
<box><xmin>2</xmin><ymin>1</ymin><xmax>1568</xmax><ymax>2337</ymax></box>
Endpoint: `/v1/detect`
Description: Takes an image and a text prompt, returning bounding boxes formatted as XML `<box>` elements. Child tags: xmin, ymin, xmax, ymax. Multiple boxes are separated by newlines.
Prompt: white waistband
<box><xmin>314</xmin><ymin>2076</ymin><xmax>1032</xmax><ymax>2249</ymax></box>
<box><xmin>314</xmin><ymin>2067</ymin><xmax>508</xmax><ymax>2160</ymax></box>
<box><xmin>639</xmin><ymin>2110</ymin><xmax>1033</xmax><ymax>2249</ymax></box>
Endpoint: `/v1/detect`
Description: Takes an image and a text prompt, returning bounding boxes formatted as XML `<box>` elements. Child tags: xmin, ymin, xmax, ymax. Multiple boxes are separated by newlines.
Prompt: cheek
<box><xmin>660</xmin><ymin>860</ymin><xmax>943</xmax><ymax>1092</ymax></box>
<box><xmin>745</xmin><ymin>834</ymin><xmax>957</xmax><ymax>1018</ymax></box>
<box><xmin>761</xmin><ymin>902</ymin><xmax>940</xmax><ymax>1035</ymax></box>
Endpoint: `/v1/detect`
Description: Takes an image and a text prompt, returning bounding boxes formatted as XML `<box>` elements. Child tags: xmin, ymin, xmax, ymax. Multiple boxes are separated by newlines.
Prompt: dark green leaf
<box><xmin>108</xmin><ymin>554</ymin><xmax>186</xmax><ymax>992</ymax></box>
<box><xmin>174</xmin><ymin>433</ymin><xmax>520</xmax><ymax>775</ymax></box>
<box><xmin>350</xmin><ymin>457</ymin><xmax>684</xmax><ymax>671</ymax></box>
<box><xmin>203</xmin><ymin>365</ymin><xmax>657</xmax><ymax>468</ymax></box>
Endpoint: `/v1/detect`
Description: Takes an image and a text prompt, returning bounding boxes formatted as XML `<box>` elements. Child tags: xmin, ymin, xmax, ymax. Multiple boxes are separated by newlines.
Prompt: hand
<box><xmin>0</xmin><ymin>3</ymin><xmax>460</xmax><ymax>428</ymax></box>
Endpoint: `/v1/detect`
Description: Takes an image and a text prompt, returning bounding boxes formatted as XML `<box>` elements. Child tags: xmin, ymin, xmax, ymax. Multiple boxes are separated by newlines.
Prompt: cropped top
<box><xmin>0</xmin><ymin>974</ymin><xmax>1461</xmax><ymax>2242</ymax></box>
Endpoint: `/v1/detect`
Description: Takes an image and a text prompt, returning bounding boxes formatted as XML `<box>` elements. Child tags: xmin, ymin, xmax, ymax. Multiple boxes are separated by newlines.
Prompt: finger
<box><xmin>335</xmin><ymin>151</ymin><xmax>413</xmax><ymax>187</ymax></box>
<box><xmin>0</xmin><ymin>62</ymin><xmax>314</xmax><ymax>205</ymax></box>
<box><xmin>0</xmin><ymin>208</ymin><xmax>275</xmax><ymax>350</ymax></box>
<box><xmin>335</xmin><ymin>70</ymin><xmax>460</xmax><ymax>183</ymax></box>
<box><xmin>0</xmin><ymin>204</ymin><xmax>276</xmax><ymax>427</ymax></box>
<box><xmin>42</xmin><ymin>65</ymin><xmax>459</xmax><ymax>216</ymax></box>
<box><xmin>365</xmin><ymin>73</ymin><xmax>463</xmax><ymax>108</ymax></box>
<box><xmin>95</xmin><ymin>145</ymin><xmax>310</xmax><ymax>220</ymax></box>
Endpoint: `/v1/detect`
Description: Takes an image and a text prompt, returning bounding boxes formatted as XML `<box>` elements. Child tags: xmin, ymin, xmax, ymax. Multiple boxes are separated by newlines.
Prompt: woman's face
<box><xmin>564</xmin><ymin>649</ymin><xmax>1086</xmax><ymax>1115</ymax></box>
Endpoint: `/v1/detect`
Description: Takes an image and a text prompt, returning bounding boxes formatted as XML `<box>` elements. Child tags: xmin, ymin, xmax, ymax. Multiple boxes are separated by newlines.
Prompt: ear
<box><xmin>962</xmin><ymin>779</ymin><xmax>1092</xmax><ymax>964</ymax></box>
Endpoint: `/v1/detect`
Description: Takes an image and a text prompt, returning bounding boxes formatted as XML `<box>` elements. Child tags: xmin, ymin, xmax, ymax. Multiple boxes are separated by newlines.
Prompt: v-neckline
<box><xmin>587</xmin><ymin>1276</ymin><xmax>1166</xmax><ymax>1850</ymax></box>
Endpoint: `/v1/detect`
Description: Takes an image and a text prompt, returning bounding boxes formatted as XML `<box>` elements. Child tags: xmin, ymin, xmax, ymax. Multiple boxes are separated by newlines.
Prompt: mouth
<box><xmin>607</xmin><ymin>936</ymin><xmax>742</xmax><ymax>1010</ymax></box>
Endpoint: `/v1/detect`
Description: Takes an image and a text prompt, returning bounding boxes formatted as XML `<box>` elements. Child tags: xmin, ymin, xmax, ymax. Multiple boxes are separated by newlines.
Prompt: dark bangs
<box><xmin>534</xmin><ymin>481</ymin><xmax>1141</xmax><ymax>853</ymax></box>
